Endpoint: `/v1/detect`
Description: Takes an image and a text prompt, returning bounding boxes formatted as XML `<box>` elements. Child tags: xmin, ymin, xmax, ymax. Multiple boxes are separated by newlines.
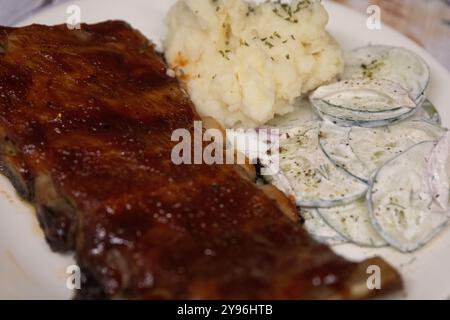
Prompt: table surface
<box><xmin>333</xmin><ymin>0</ymin><xmax>450</xmax><ymax>70</ymax></box>
<box><xmin>0</xmin><ymin>0</ymin><xmax>449</xmax><ymax>70</ymax></box>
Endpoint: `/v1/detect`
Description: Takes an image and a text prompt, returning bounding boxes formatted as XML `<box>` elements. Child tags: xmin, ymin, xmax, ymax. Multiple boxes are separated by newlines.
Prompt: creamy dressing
<box><xmin>369</xmin><ymin>142</ymin><xmax>448</xmax><ymax>252</ymax></box>
<box><xmin>342</xmin><ymin>45</ymin><xmax>430</xmax><ymax>103</ymax></box>
<box><xmin>273</xmin><ymin>122</ymin><xmax>368</xmax><ymax>207</ymax></box>
<box><xmin>318</xmin><ymin>198</ymin><xmax>387</xmax><ymax>247</ymax></box>
<box><xmin>301</xmin><ymin>208</ymin><xmax>347</xmax><ymax>245</ymax></box>
<box><xmin>428</xmin><ymin>131</ymin><xmax>450</xmax><ymax>211</ymax></box>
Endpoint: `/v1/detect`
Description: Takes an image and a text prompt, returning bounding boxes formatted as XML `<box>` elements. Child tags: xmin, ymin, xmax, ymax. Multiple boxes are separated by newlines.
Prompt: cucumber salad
<box><xmin>265</xmin><ymin>45</ymin><xmax>450</xmax><ymax>253</ymax></box>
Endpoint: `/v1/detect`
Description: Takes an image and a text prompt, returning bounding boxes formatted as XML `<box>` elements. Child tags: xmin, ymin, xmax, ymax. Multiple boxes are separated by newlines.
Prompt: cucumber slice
<box><xmin>317</xmin><ymin>198</ymin><xmax>387</xmax><ymax>247</ymax></box>
<box><xmin>342</xmin><ymin>45</ymin><xmax>430</xmax><ymax>104</ymax></box>
<box><xmin>273</xmin><ymin>122</ymin><xmax>368</xmax><ymax>207</ymax></box>
<box><xmin>310</xmin><ymin>79</ymin><xmax>416</xmax><ymax>113</ymax></box>
<box><xmin>428</xmin><ymin>131</ymin><xmax>450</xmax><ymax>210</ymax></box>
<box><xmin>319</xmin><ymin>121</ymin><xmax>369</xmax><ymax>182</ymax></box>
<box><xmin>368</xmin><ymin>141</ymin><xmax>448</xmax><ymax>253</ymax></box>
<box><xmin>320</xmin><ymin>120</ymin><xmax>445</xmax><ymax>183</ymax></box>
<box><xmin>300</xmin><ymin>208</ymin><xmax>347</xmax><ymax>246</ymax></box>
<box><xmin>310</xmin><ymin>79</ymin><xmax>416</xmax><ymax>126</ymax></box>
<box><xmin>317</xmin><ymin>107</ymin><xmax>417</xmax><ymax>128</ymax></box>
<box><xmin>349</xmin><ymin>121</ymin><xmax>446</xmax><ymax>178</ymax></box>
<box><xmin>314</xmin><ymin>99</ymin><xmax>413</xmax><ymax>122</ymax></box>
<box><xmin>410</xmin><ymin>99</ymin><xmax>442</xmax><ymax>125</ymax></box>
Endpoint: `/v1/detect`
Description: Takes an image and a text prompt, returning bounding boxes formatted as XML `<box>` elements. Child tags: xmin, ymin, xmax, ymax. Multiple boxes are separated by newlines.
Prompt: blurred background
<box><xmin>333</xmin><ymin>0</ymin><xmax>450</xmax><ymax>69</ymax></box>
<box><xmin>0</xmin><ymin>0</ymin><xmax>449</xmax><ymax>69</ymax></box>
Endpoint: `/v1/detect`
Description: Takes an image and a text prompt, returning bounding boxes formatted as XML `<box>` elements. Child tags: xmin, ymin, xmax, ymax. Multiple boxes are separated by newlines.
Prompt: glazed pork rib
<box><xmin>0</xmin><ymin>21</ymin><xmax>402</xmax><ymax>299</ymax></box>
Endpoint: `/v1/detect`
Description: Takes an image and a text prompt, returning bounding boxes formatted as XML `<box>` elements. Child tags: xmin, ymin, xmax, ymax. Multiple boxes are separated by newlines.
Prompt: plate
<box><xmin>1</xmin><ymin>0</ymin><xmax>449</xmax><ymax>300</ymax></box>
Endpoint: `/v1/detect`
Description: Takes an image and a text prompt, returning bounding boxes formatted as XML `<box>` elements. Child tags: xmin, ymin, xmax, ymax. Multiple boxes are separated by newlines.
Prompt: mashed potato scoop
<box><xmin>164</xmin><ymin>0</ymin><xmax>343</xmax><ymax>127</ymax></box>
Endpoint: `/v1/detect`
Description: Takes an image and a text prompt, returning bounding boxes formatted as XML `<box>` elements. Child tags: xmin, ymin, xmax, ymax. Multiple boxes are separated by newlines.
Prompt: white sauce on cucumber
<box><xmin>428</xmin><ymin>131</ymin><xmax>450</xmax><ymax>210</ymax></box>
<box><xmin>310</xmin><ymin>79</ymin><xmax>416</xmax><ymax>126</ymax></box>
<box><xmin>273</xmin><ymin>122</ymin><xmax>368</xmax><ymax>207</ymax></box>
<box><xmin>368</xmin><ymin>141</ymin><xmax>448</xmax><ymax>252</ymax></box>
<box><xmin>300</xmin><ymin>208</ymin><xmax>347</xmax><ymax>246</ymax></box>
<box><xmin>318</xmin><ymin>198</ymin><xmax>387</xmax><ymax>247</ymax></box>
<box><xmin>320</xmin><ymin>120</ymin><xmax>445</xmax><ymax>182</ymax></box>
<box><xmin>342</xmin><ymin>45</ymin><xmax>430</xmax><ymax>104</ymax></box>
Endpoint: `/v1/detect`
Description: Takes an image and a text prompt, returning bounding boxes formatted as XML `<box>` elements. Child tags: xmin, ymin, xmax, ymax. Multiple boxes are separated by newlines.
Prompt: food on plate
<box><xmin>0</xmin><ymin>21</ymin><xmax>403</xmax><ymax>299</ymax></box>
<box><xmin>427</xmin><ymin>131</ymin><xmax>450</xmax><ymax>211</ymax></box>
<box><xmin>317</xmin><ymin>198</ymin><xmax>387</xmax><ymax>247</ymax></box>
<box><xmin>267</xmin><ymin>98</ymin><xmax>320</xmax><ymax>127</ymax></box>
<box><xmin>309</xmin><ymin>79</ymin><xmax>417</xmax><ymax>127</ymax></box>
<box><xmin>311</xmin><ymin>79</ymin><xmax>416</xmax><ymax>113</ymax></box>
<box><xmin>263</xmin><ymin>116</ymin><xmax>449</xmax><ymax>252</ymax></box>
<box><xmin>368</xmin><ymin>142</ymin><xmax>449</xmax><ymax>252</ymax></box>
<box><xmin>265</xmin><ymin>108</ymin><xmax>449</xmax><ymax>253</ymax></box>
<box><xmin>309</xmin><ymin>45</ymin><xmax>433</xmax><ymax>128</ymax></box>
<box><xmin>164</xmin><ymin>0</ymin><xmax>343</xmax><ymax>127</ymax></box>
<box><xmin>266</xmin><ymin>121</ymin><xmax>368</xmax><ymax>208</ymax></box>
<box><xmin>319</xmin><ymin>120</ymin><xmax>446</xmax><ymax>182</ymax></box>
<box><xmin>409</xmin><ymin>99</ymin><xmax>442</xmax><ymax>125</ymax></box>
<box><xmin>261</xmin><ymin>40</ymin><xmax>449</xmax><ymax>252</ymax></box>
<box><xmin>341</xmin><ymin>45</ymin><xmax>430</xmax><ymax>105</ymax></box>
<box><xmin>300</xmin><ymin>208</ymin><xmax>348</xmax><ymax>245</ymax></box>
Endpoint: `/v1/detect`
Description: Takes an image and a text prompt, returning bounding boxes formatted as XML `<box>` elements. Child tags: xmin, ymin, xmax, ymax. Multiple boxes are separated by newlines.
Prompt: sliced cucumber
<box><xmin>311</xmin><ymin>79</ymin><xmax>416</xmax><ymax>113</ymax></box>
<box><xmin>410</xmin><ymin>99</ymin><xmax>442</xmax><ymax>125</ymax></box>
<box><xmin>272</xmin><ymin>122</ymin><xmax>368</xmax><ymax>207</ymax></box>
<box><xmin>310</xmin><ymin>79</ymin><xmax>416</xmax><ymax>127</ymax></box>
<box><xmin>428</xmin><ymin>131</ymin><xmax>450</xmax><ymax>210</ymax></box>
<box><xmin>313</xmin><ymin>99</ymin><xmax>413</xmax><ymax>122</ymax></box>
<box><xmin>368</xmin><ymin>141</ymin><xmax>448</xmax><ymax>253</ymax></box>
<box><xmin>342</xmin><ymin>45</ymin><xmax>430</xmax><ymax>104</ymax></box>
<box><xmin>317</xmin><ymin>107</ymin><xmax>417</xmax><ymax>128</ymax></box>
<box><xmin>300</xmin><ymin>208</ymin><xmax>348</xmax><ymax>246</ymax></box>
<box><xmin>317</xmin><ymin>198</ymin><xmax>387</xmax><ymax>247</ymax></box>
<box><xmin>349</xmin><ymin>121</ymin><xmax>446</xmax><ymax>178</ymax></box>
<box><xmin>320</xmin><ymin>120</ymin><xmax>445</xmax><ymax>182</ymax></box>
<box><xmin>319</xmin><ymin>121</ymin><xmax>369</xmax><ymax>181</ymax></box>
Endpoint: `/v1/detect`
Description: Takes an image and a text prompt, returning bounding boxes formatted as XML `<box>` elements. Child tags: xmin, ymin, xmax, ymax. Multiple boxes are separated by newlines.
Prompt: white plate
<box><xmin>1</xmin><ymin>0</ymin><xmax>449</xmax><ymax>300</ymax></box>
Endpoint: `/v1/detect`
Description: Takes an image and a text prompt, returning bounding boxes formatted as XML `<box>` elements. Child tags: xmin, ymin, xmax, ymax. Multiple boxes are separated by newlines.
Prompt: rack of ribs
<box><xmin>0</xmin><ymin>21</ymin><xmax>402</xmax><ymax>299</ymax></box>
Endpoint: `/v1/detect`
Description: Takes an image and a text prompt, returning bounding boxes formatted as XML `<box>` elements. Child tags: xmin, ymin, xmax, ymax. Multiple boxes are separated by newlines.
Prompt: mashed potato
<box><xmin>164</xmin><ymin>0</ymin><xmax>343</xmax><ymax>127</ymax></box>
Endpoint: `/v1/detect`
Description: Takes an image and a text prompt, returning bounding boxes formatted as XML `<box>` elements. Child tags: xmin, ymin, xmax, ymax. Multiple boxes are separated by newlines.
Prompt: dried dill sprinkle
<box><xmin>240</xmin><ymin>39</ymin><xmax>250</xmax><ymax>47</ymax></box>
<box><xmin>246</xmin><ymin>5</ymin><xmax>255</xmax><ymax>16</ymax></box>
<box><xmin>271</xmin><ymin>0</ymin><xmax>313</xmax><ymax>23</ymax></box>
<box><xmin>361</xmin><ymin>59</ymin><xmax>385</xmax><ymax>79</ymax></box>
<box><xmin>218</xmin><ymin>50</ymin><xmax>230</xmax><ymax>60</ymax></box>
<box><xmin>265</xmin><ymin>41</ymin><xmax>274</xmax><ymax>49</ymax></box>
